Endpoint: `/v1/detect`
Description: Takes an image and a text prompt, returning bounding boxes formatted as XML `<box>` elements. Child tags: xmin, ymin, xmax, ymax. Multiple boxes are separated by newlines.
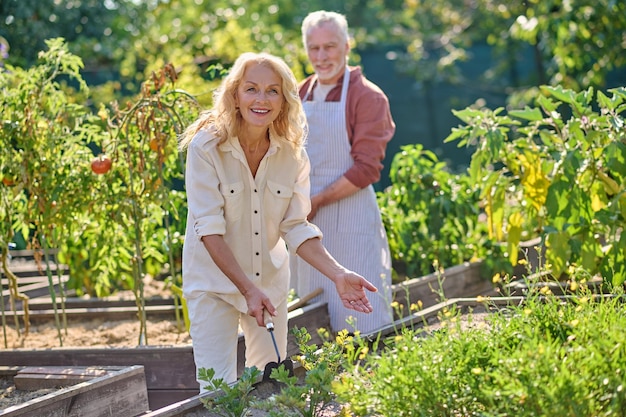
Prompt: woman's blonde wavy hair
<box><xmin>179</xmin><ymin>52</ymin><xmax>307</xmax><ymax>155</ymax></box>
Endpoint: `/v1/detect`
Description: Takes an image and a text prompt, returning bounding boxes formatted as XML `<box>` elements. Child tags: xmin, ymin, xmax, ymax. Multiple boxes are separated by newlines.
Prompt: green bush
<box><xmin>334</xmin><ymin>288</ymin><xmax>626</xmax><ymax>416</ymax></box>
<box><xmin>377</xmin><ymin>143</ymin><xmax>508</xmax><ymax>281</ymax></box>
<box><xmin>445</xmin><ymin>86</ymin><xmax>626</xmax><ymax>287</ymax></box>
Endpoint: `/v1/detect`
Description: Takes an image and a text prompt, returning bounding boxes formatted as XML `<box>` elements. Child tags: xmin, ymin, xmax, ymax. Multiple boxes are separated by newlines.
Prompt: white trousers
<box><xmin>187</xmin><ymin>292</ymin><xmax>288</xmax><ymax>390</ymax></box>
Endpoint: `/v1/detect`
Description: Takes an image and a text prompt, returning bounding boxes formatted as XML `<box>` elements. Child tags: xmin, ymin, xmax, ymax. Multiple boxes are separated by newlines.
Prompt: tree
<box><xmin>0</xmin><ymin>0</ymin><xmax>129</xmax><ymax>68</ymax></box>
<box><xmin>386</xmin><ymin>0</ymin><xmax>626</xmax><ymax>91</ymax></box>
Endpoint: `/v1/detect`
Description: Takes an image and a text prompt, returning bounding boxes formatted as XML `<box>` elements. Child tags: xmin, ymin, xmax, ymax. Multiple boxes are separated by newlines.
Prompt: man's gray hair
<box><xmin>301</xmin><ymin>10</ymin><xmax>349</xmax><ymax>47</ymax></box>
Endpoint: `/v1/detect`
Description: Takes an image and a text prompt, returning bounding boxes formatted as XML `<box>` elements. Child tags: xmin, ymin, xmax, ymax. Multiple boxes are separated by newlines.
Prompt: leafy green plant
<box><xmin>0</xmin><ymin>38</ymin><xmax>106</xmax><ymax>345</ymax></box>
<box><xmin>1</xmin><ymin>38</ymin><xmax>199</xmax><ymax>346</ymax></box>
<box><xmin>198</xmin><ymin>366</ymin><xmax>262</xmax><ymax>417</ymax></box>
<box><xmin>87</xmin><ymin>63</ymin><xmax>197</xmax><ymax>343</ymax></box>
<box><xmin>258</xmin><ymin>327</ymin><xmax>365</xmax><ymax>417</ymax></box>
<box><xmin>377</xmin><ymin>143</ymin><xmax>507</xmax><ymax>281</ymax></box>
<box><xmin>334</xmin><ymin>284</ymin><xmax>626</xmax><ymax>416</ymax></box>
<box><xmin>445</xmin><ymin>85</ymin><xmax>626</xmax><ymax>287</ymax></box>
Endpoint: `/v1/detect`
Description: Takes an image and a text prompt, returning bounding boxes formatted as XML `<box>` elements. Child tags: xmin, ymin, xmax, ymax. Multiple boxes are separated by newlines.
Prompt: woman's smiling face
<box><xmin>235</xmin><ymin>63</ymin><xmax>284</xmax><ymax>131</ymax></box>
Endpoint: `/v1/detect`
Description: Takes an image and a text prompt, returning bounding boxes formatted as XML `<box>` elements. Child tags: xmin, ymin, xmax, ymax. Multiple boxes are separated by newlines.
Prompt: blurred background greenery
<box><xmin>1</xmin><ymin>0</ymin><xmax>625</xmax><ymax>189</ymax></box>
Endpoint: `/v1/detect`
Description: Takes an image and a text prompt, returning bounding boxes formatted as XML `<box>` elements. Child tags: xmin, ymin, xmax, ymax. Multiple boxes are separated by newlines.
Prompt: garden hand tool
<box><xmin>262</xmin><ymin>309</ymin><xmax>294</xmax><ymax>381</ymax></box>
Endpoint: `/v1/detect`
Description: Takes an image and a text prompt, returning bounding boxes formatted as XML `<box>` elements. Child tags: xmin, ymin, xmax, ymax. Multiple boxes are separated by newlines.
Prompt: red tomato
<box><xmin>91</xmin><ymin>154</ymin><xmax>112</xmax><ymax>175</ymax></box>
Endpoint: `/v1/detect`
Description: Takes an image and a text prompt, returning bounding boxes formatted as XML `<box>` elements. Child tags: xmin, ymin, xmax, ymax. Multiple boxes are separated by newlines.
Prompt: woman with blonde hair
<box><xmin>179</xmin><ymin>52</ymin><xmax>378</xmax><ymax>387</ymax></box>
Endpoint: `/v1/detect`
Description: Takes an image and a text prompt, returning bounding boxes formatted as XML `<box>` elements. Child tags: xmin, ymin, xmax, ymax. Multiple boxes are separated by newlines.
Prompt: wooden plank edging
<box><xmin>0</xmin><ymin>301</ymin><xmax>331</xmax><ymax>411</ymax></box>
<box><xmin>0</xmin><ymin>365</ymin><xmax>149</xmax><ymax>417</ymax></box>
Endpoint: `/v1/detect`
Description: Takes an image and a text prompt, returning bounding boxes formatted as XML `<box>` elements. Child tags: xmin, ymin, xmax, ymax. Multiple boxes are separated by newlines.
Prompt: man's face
<box><xmin>305</xmin><ymin>22</ymin><xmax>349</xmax><ymax>85</ymax></box>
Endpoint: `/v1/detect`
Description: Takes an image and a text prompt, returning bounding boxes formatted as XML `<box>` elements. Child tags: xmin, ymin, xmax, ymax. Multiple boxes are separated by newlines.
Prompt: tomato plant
<box><xmin>89</xmin><ymin>63</ymin><xmax>198</xmax><ymax>343</ymax></box>
<box><xmin>0</xmin><ymin>38</ymin><xmax>107</xmax><ymax>344</ymax></box>
<box><xmin>1</xmin><ymin>39</ymin><xmax>198</xmax><ymax>347</ymax></box>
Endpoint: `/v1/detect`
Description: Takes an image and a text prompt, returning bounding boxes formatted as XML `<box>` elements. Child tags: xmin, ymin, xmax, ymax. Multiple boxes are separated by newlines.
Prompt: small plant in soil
<box><xmin>198</xmin><ymin>366</ymin><xmax>262</xmax><ymax>417</ymax></box>
<box><xmin>198</xmin><ymin>326</ymin><xmax>365</xmax><ymax>417</ymax></box>
<box><xmin>256</xmin><ymin>326</ymin><xmax>364</xmax><ymax>417</ymax></box>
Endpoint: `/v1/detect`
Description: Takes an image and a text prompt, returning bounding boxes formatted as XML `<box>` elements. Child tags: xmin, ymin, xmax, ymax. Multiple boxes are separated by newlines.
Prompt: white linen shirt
<box><xmin>182</xmin><ymin>128</ymin><xmax>322</xmax><ymax>312</ymax></box>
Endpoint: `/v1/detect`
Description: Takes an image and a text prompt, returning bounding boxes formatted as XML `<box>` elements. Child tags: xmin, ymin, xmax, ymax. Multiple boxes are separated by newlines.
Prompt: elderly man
<box><xmin>292</xmin><ymin>10</ymin><xmax>395</xmax><ymax>334</ymax></box>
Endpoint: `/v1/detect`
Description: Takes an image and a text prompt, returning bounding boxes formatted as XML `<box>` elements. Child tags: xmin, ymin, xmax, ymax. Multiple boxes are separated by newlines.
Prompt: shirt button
<box><xmin>255</xmin><ymin>232</ymin><xmax>259</xmax><ymax>235</ymax></box>
<box><xmin>254</xmin><ymin>210</ymin><xmax>258</xmax><ymax>214</ymax></box>
<box><xmin>254</xmin><ymin>189</ymin><xmax>257</xmax><ymax>192</ymax></box>
<box><xmin>256</xmin><ymin>252</ymin><xmax>259</xmax><ymax>256</ymax></box>
<box><xmin>256</xmin><ymin>272</ymin><xmax>260</xmax><ymax>276</ymax></box>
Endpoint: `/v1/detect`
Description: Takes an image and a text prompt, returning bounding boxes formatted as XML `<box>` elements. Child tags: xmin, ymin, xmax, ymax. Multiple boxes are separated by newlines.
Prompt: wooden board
<box><xmin>6</xmin><ymin>249</ymin><xmax>59</xmax><ymax>261</ymax></box>
<box><xmin>14</xmin><ymin>366</ymin><xmax>121</xmax><ymax>390</ymax></box>
<box><xmin>9</xmin><ymin>304</ymin><xmax>180</xmax><ymax>322</ymax></box>
<box><xmin>0</xmin><ymin>365</ymin><xmax>149</xmax><ymax>417</ymax></box>
<box><xmin>5</xmin><ymin>296</ymin><xmax>181</xmax><ymax>322</ymax></box>
<box><xmin>26</xmin><ymin>297</ymin><xmax>177</xmax><ymax>309</ymax></box>
<box><xmin>143</xmin><ymin>365</ymin><xmax>306</xmax><ymax>417</ymax></box>
<box><xmin>1</xmin><ymin>276</ymin><xmax>70</xmax><ymax>306</ymax></box>
<box><xmin>392</xmin><ymin>261</ymin><xmax>493</xmax><ymax>318</ymax></box>
<box><xmin>2</xmin><ymin>262</ymin><xmax>68</xmax><ymax>278</ymax></box>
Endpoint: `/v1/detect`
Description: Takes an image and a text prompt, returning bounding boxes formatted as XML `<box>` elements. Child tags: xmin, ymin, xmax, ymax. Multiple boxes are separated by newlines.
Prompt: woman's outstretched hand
<box><xmin>295</xmin><ymin>237</ymin><xmax>379</xmax><ymax>313</ymax></box>
<box><xmin>334</xmin><ymin>271</ymin><xmax>378</xmax><ymax>313</ymax></box>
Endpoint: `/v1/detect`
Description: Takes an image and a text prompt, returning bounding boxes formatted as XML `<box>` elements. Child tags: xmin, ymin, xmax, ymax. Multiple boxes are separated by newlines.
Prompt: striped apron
<box><xmin>295</xmin><ymin>68</ymin><xmax>393</xmax><ymax>333</ymax></box>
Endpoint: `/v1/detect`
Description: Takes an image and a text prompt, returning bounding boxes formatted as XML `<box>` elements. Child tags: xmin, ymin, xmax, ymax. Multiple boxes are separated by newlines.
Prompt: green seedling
<box><xmin>198</xmin><ymin>366</ymin><xmax>262</xmax><ymax>417</ymax></box>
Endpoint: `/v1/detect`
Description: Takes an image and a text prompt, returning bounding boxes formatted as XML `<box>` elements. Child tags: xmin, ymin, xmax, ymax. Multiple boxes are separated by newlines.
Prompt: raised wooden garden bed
<box><xmin>0</xmin><ymin>365</ymin><xmax>148</xmax><ymax>417</ymax></box>
<box><xmin>141</xmin><ymin>294</ymin><xmax>502</xmax><ymax>417</ymax></box>
<box><xmin>9</xmin><ymin>297</ymin><xmax>181</xmax><ymax>323</ymax></box>
<box><xmin>391</xmin><ymin>260</ymin><xmax>493</xmax><ymax>318</ymax></box>
<box><xmin>0</xmin><ymin>301</ymin><xmax>330</xmax><ymax>411</ymax></box>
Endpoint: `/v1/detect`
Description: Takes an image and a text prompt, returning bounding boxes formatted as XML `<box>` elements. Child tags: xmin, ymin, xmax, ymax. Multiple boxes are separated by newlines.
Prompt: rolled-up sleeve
<box><xmin>281</xmin><ymin>150</ymin><xmax>323</xmax><ymax>252</ymax></box>
<box><xmin>185</xmin><ymin>136</ymin><xmax>226</xmax><ymax>240</ymax></box>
